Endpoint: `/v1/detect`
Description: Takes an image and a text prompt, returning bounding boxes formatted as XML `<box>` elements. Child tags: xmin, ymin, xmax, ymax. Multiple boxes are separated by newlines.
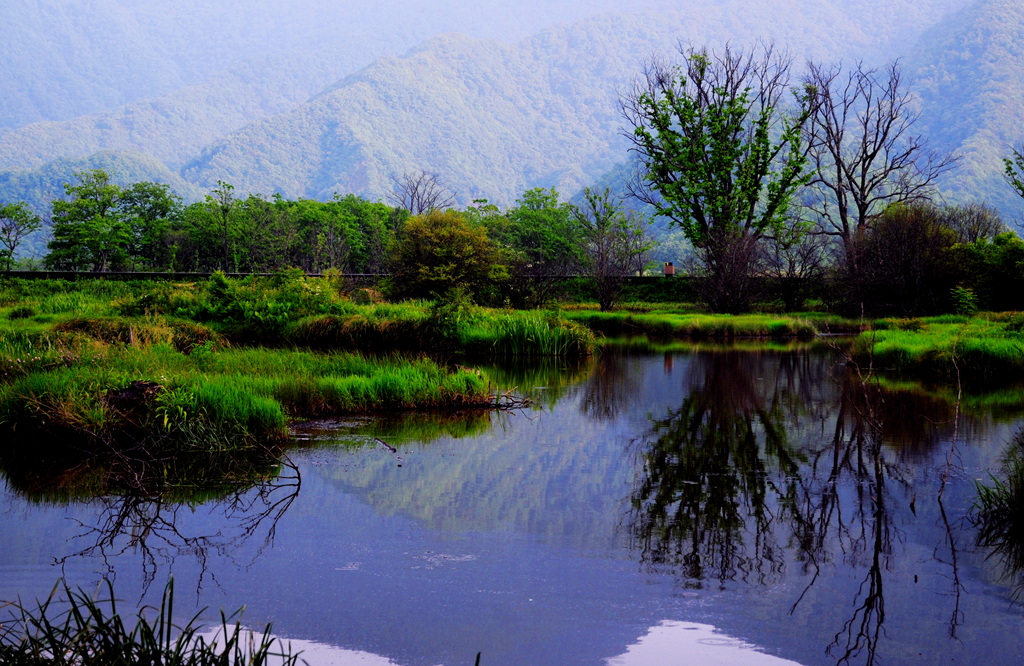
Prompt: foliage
<box><xmin>0</xmin><ymin>579</ymin><xmax>300</xmax><ymax>666</ymax></box>
<box><xmin>947</xmin><ymin>232</ymin><xmax>1024</xmax><ymax>312</ymax></box>
<box><xmin>45</xmin><ymin>169</ymin><xmax>183</xmax><ymax>272</ymax></box>
<box><xmin>1008</xmin><ymin>146</ymin><xmax>1024</xmax><ymax>203</ymax></box>
<box><xmin>487</xmin><ymin>188</ymin><xmax>585</xmax><ymax>308</ymax></box>
<box><xmin>0</xmin><ymin>201</ymin><xmax>42</xmax><ymax>271</ymax></box>
<box><xmin>572</xmin><ymin>188</ymin><xmax>654</xmax><ymax>312</ymax></box>
<box><xmin>624</xmin><ymin>44</ymin><xmax>813</xmax><ymax>313</ymax></box>
<box><xmin>386</xmin><ymin>210</ymin><xmax>507</xmax><ymax>301</ymax></box>
<box><xmin>46</xmin><ymin>170</ymin><xmax>130</xmax><ymax>271</ymax></box>
<box><xmin>846</xmin><ymin>203</ymin><xmax>959</xmax><ymax>316</ymax></box>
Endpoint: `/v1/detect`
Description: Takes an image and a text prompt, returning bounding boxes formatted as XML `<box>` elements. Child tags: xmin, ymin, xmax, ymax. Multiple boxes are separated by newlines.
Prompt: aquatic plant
<box><xmin>973</xmin><ymin>430</ymin><xmax>1024</xmax><ymax>596</ymax></box>
<box><xmin>854</xmin><ymin>316</ymin><xmax>1024</xmax><ymax>383</ymax></box>
<box><xmin>0</xmin><ymin>579</ymin><xmax>301</xmax><ymax>665</ymax></box>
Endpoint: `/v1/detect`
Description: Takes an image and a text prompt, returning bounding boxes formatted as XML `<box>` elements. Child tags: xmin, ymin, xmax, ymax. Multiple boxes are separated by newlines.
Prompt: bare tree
<box><xmin>573</xmin><ymin>187</ymin><xmax>654</xmax><ymax>312</ymax></box>
<box><xmin>803</xmin><ymin>60</ymin><xmax>957</xmax><ymax>269</ymax></box>
<box><xmin>388</xmin><ymin>170</ymin><xmax>456</xmax><ymax>216</ymax></box>
<box><xmin>762</xmin><ymin>220</ymin><xmax>829</xmax><ymax>310</ymax></box>
<box><xmin>941</xmin><ymin>203</ymin><xmax>1009</xmax><ymax>244</ymax></box>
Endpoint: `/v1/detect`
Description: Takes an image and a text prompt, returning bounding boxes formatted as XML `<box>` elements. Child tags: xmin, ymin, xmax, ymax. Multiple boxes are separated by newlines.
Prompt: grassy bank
<box><xmin>563</xmin><ymin>309</ymin><xmax>826</xmax><ymax>339</ymax></box>
<box><xmin>853</xmin><ymin>314</ymin><xmax>1024</xmax><ymax>383</ymax></box>
<box><xmin>0</xmin><ymin>275</ymin><xmax>596</xmax><ymax>356</ymax></box>
<box><xmin>0</xmin><ymin>345</ymin><xmax>494</xmax><ymax>445</ymax></box>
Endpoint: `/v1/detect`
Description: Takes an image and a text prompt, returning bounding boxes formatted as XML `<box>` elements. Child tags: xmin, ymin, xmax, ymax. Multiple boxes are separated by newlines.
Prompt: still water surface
<box><xmin>3</xmin><ymin>346</ymin><xmax>1024</xmax><ymax>665</ymax></box>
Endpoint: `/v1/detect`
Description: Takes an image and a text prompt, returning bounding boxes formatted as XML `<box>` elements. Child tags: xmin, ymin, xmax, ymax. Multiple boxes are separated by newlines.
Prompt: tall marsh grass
<box><xmin>0</xmin><ymin>579</ymin><xmax>300</xmax><ymax>665</ymax></box>
<box><xmin>972</xmin><ymin>430</ymin><xmax>1024</xmax><ymax>595</ymax></box>
<box><xmin>0</xmin><ymin>346</ymin><xmax>493</xmax><ymax>450</ymax></box>
<box><xmin>489</xmin><ymin>312</ymin><xmax>594</xmax><ymax>356</ymax></box>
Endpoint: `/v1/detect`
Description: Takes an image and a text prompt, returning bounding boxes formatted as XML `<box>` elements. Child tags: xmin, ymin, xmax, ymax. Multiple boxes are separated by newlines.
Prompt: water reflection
<box><xmin>0</xmin><ymin>444</ymin><xmax>301</xmax><ymax>593</ymax></box>
<box><xmin>2</xmin><ymin>348</ymin><xmax>1023</xmax><ymax>665</ymax></box>
<box><xmin>606</xmin><ymin>621</ymin><xmax>804</xmax><ymax>666</ymax></box>
<box><xmin>624</xmin><ymin>349</ymin><xmax>992</xmax><ymax>664</ymax></box>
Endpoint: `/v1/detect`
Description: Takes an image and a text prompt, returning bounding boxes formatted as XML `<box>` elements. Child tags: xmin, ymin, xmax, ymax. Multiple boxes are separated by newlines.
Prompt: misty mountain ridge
<box><xmin>1</xmin><ymin>0</ymin><xmax>1021</xmax><ymax>239</ymax></box>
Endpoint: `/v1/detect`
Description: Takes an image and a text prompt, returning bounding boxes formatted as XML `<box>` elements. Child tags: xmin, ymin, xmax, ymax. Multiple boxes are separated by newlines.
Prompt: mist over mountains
<box><xmin>2</xmin><ymin>0</ymin><xmax>1022</xmax><ymax>241</ymax></box>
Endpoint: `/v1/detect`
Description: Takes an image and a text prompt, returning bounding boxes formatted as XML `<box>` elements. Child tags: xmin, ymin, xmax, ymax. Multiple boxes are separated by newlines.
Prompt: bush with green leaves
<box><xmin>386</xmin><ymin>210</ymin><xmax>508</xmax><ymax>301</ymax></box>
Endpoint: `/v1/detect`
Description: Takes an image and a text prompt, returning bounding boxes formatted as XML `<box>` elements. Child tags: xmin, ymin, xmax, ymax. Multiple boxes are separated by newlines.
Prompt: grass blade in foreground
<box><xmin>0</xmin><ymin>579</ymin><xmax>301</xmax><ymax>665</ymax></box>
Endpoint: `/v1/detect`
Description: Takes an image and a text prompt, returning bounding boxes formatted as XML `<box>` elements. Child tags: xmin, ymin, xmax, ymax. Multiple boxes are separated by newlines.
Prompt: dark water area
<box><xmin>3</xmin><ymin>345</ymin><xmax>1024</xmax><ymax>665</ymax></box>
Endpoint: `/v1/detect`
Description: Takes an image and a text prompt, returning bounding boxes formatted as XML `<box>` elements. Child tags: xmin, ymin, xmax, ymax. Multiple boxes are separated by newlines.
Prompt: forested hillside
<box><xmin>911</xmin><ymin>0</ymin><xmax>1024</xmax><ymax>222</ymax></box>
<box><xmin>0</xmin><ymin>51</ymin><xmax>350</xmax><ymax>171</ymax></box>
<box><xmin>0</xmin><ymin>151</ymin><xmax>202</xmax><ymax>257</ymax></box>
<box><xmin>0</xmin><ymin>0</ymin><xmax>700</xmax><ymax>132</ymax></box>
<box><xmin>180</xmin><ymin>0</ymin><xmax>971</xmax><ymax>206</ymax></box>
<box><xmin>4</xmin><ymin>0</ymin><xmax>1022</xmax><ymax>248</ymax></box>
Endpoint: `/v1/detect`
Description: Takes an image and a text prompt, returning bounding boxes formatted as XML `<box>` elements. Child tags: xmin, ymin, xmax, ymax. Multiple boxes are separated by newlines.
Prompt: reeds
<box><xmin>0</xmin><ymin>347</ymin><xmax>493</xmax><ymax>449</ymax></box>
<box><xmin>489</xmin><ymin>312</ymin><xmax>595</xmax><ymax>356</ymax></box>
<box><xmin>0</xmin><ymin>579</ymin><xmax>300</xmax><ymax>665</ymax></box>
<box><xmin>972</xmin><ymin>430</ymin><xmax>1024</xmax><ymax>596</ymax></box>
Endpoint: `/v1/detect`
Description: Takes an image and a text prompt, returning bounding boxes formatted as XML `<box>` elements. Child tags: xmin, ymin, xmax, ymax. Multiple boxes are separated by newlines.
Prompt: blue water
<box><xmin>2</xmin><ymin>348</ymin><xmax>1024</xmax><ymax>665</ymax></box>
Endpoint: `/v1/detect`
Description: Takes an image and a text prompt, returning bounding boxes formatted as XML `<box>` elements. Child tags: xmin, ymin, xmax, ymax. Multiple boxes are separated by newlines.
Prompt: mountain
<box><xmin>0</xmin><ymin>0</ymin><xmax>713</xmax><ymax>133</ymax></box>
<box><xmin>178</xmin><ymin>0</ymin><xmax>972</xmax><ymax>207</ymax></box>
<box><xmin>0</xmin><ymin>51</ymin><xmax>355</xmax><ymax>171</ymax></box>
<box><xmin>910</xmin><ymin>0</ymin><xmax>1024</xmax><ymax>223</ymax></box>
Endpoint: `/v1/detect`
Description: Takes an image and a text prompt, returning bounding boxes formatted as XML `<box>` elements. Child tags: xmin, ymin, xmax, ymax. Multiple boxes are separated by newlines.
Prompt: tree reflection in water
<box><xmin>0</xmin><ymin>444</ymin><xmax>301</xmax><ymax>595</ymax></box>
<box><xmin>624</xmin><ymin>349</ymin><xmax>973</xmax><ymax>665</ymax></box>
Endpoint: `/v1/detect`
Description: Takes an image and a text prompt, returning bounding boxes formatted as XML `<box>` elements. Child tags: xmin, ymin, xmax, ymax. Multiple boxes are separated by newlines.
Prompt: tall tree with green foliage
<box><xmin>47</xmin><ymin>170</ymin><xmax>130</xmax><ymax>272</ymax></box>
<box><xmin>119</xmin><ymin>181</ymin><xmax>184</xmax><ymax>270</ymax></box>
<box><xmin>488</xmin><ymin>188</ymin><xmax>585</xmax><ymax>307</ymax></box>
<box><xmin>0</xmin><ymin>202</ymin><xmax>42</xmax><ymax>272</ymax></box>
<box><xmin>622</xmin><ymin>43</ymin><xmax>814</xmax><ymax>312</ymax></box>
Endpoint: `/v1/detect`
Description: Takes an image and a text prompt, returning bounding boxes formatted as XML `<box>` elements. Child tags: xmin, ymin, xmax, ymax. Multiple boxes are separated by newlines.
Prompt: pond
<box><xmin>2</xmin><ymin>344</ymin><xmax>1024</xmax><ymax>665</ymax></box>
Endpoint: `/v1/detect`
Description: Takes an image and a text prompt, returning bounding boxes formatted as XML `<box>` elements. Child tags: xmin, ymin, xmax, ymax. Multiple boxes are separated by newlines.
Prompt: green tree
<box><xmin>119</xmin><ymin>181</ymin><xmax>183</xmax><ymax>270</ymax></box>
<box><xmin>210</xmin><ymin>181</ymin><xmax>238</xmax><ymax>272</ymax></box>
<box><xmin>573</xmin><ymin>188</ymin><xmax>654</xmax><ymax>312</ymax></box>
<box><xmin>488</xmin><ymin>188</ymin><xmax>585</xmax><ymax>307</ymax></box>
<box><xmin>0</xmin><ymin>202</ymin><xmax>42</xmax><ymax>272</ymax></box>
<box><xmin>1007</xmin><ymin>146</ymin><xmax>1024</xmax><ymax>202</ymax></box>
<box><xmin>623</xmin><ymin>44</ymin><xmax>813</xmax><ymax>312</ymax></box>
<box><xmin>387</xmin><ymin>210</ymin><xmax>506</xmax><ymax>301</ymax></box>
<box><xmin>47</xmin><ymin>170</ymin><xmax>130</xmax><ymax>272</ymax></box>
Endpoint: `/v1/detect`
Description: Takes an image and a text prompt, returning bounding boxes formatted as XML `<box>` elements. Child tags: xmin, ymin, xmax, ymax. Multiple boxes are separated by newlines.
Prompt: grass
<box><xmin>853</xmin><ymin>314</ymin><xmax>1024</xmax><ymax>383</ymax></box>
<box><xmin>972</xmin><ymin>429</ymin><xmax>1024</xmax><ymax>597</ymax></box>
<box><xmin>563</xmin><ymin>309</ymin><xmax>822</xmax><ymax>339</ymax></box>
<box><xmin>0</xmin><ymin>345</ymin><xmax>495</xmax><ymax>448</ymax></box>
<box><xmin>0</xmin><ymin>579</ymin><xmax>301</xmax><ymax>665</ymax></box>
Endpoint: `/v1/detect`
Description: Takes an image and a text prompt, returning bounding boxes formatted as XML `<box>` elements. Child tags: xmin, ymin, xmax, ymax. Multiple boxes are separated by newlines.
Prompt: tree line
<box><xmin>2</xmin><ymin>41</ymin><xmax>1024</xmax><ymax>316</ymax></box>
<box><xmin>0</xmin><ymin>168</ymin><xmax>652</xmax><ymax>310</ymax></box>
<box><xmin>624</xmin><ymin>42</ymin><xmax>1024</xmax><ymax>315</ymax></box>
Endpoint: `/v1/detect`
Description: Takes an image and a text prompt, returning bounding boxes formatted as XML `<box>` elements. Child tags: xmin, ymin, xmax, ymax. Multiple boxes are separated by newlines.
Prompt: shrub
<box><xmin>387</xmin><ymin>210</ymin><xmax>508</xmax><ymax>301</ymax></box>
